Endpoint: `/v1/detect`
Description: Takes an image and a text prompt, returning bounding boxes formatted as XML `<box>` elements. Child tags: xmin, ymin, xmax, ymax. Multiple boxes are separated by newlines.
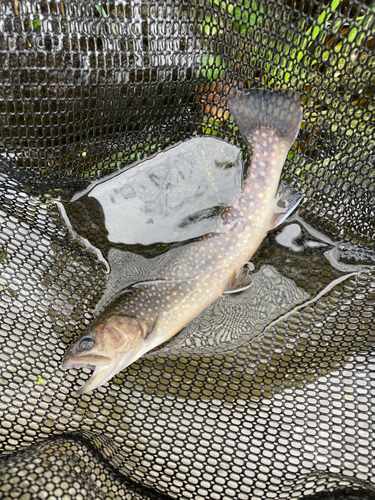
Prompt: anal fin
<box><xmin>269</xmin><ymin>180</ymin><xmax>303</xmax><ymax>230</ymax></box>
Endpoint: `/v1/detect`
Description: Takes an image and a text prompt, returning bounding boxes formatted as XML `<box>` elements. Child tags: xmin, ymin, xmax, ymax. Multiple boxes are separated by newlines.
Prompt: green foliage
<box><xmin>28</xmin><ymin>12</ymin><xmax>41</xmax><ymax>30</ymax></box>
<box><xmin>201</xmin><ymin>55</ymin><xmax>226</xmax><ymax>81</ymax></box>
<box><xmin>78</xmin><ymin>0</ymin><xmax>369</xmax><ymax>180</ymax></box>
<box><xmin>200</xmin><ymin>0</ymin><xmax>367</xmax><ymax>87</ymax></box>
<box><xmin>202</xmin><ymin>117</ymin><xmax>221</xmax><ymax>136</ymax></box>
<box><xmin>200</xmin><ymin>0</ymin><xmax>370</xmax><ymax>146</ymax></box>
<box><xmin>91</xmin><ymin>0</ymin><xmax>118</xmax><ymax>36</ymax></box>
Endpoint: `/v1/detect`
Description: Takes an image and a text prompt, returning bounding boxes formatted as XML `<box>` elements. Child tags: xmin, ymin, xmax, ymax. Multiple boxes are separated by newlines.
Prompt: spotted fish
<box><xmin>61</xmin><ymin>89</ymin><xmax>303</xmax><ymax>394</ymax></box>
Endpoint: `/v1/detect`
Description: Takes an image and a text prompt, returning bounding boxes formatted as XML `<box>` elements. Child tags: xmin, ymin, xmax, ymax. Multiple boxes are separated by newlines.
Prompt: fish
<box><xmin>61</xmin><ymin>89</ymin><xmax>303</xmax><ymax>394</ymax></box>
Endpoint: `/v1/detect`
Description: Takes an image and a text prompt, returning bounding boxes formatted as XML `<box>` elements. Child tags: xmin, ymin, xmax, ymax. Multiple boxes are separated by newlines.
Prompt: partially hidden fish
<box><xmin>61</xmin><ymin>89</ymin><xmax>303</xmax><ymax>394</ymax></box>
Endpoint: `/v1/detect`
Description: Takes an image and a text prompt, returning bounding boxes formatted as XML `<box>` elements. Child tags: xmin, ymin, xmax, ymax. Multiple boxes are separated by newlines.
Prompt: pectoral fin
<box><xmin>146</xmin><ymin>312</ymin><xmax>160</xmax><ymax>341</ymax></box>
<box><xmin>269</xmin><ymin>180</ymin><xmax>303</xmax><ymax>230</ymax></box>
<box><xmin>224</xmin><ymin>263</ymin><xmax>254</xmax><ymax>294</ymax></box>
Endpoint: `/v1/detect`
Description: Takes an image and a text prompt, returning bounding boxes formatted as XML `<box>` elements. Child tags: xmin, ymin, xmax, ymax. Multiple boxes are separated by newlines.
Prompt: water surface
<box><xmin>57</xmin><ymin>137</ymin><xmax>374</xmax><ymax>357</ymax></box>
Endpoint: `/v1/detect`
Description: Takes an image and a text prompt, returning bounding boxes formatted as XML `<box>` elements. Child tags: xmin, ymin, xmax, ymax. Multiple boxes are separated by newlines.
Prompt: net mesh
<box><xmin>0</xmin><ymin>0</ymin><xmax>374</xmax><ymax>499</ymax></box>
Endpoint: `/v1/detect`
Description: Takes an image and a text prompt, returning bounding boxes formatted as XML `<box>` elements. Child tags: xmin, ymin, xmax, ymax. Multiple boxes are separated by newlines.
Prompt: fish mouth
<box><xmin>62</xmin><ymin>347</ymin><xmax>148</xmax><ymax>395</ymax></box>
<box><xmin>75</xmin><ymin>361</ymin><xmax>125</xmax><ymax>395</ymax></box>
<box><xmin>61</xmin><ymin>354</ymin><xmax>111</xmax><ymax>370</ymax></box>
<box><xmin>61</xmin><ymin>331</ymin><xmax>153</xmax><ymax>394</ymax></box>
<box><xmin>61</xmin><ymin>353</ymin><xmax>126</xmax><ymax>395</ymax></box>
<box><xmin>61</xmin><ymin>354</ymin><xmax>119</xmax><ymax>394</ymax></box>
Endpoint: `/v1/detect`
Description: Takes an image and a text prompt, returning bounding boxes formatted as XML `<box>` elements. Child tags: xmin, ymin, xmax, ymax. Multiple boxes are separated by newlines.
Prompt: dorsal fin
<box><xmin>268</xmin><ymin>180</ymin><xmax>304</xmax><ymax>230</ymax></box>
<box><xmin>224</xmin><ymin>262</ymin><xmax>254</xmax><ymax>294</ymax></box>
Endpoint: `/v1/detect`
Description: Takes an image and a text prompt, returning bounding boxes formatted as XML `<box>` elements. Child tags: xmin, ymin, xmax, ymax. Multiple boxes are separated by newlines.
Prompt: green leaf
<box><xmin>331</xmin><ymin>0</ymin><xmax>341</xmax><ymax>11</ymax></box>
<box><xmin>348</xmin><ymin>27</ymin><xmax>357</xmax><ymax>42</ymax></box>
<box><xmin>312</xmin><ymin>26</ymin><xmax>320</xmax><ymax>39</ymax></box>
<box><xmin>94</xmin><ymin>3</ymin><xmax>108</xmax><ymax>18</ymax></box>
<box><xmin>297</xmin><ymin>51</ymin><xmax>304</xmax><ymax>62</ymax></box>
<box><xmin>317</xmin><ymin>11</ymin><xmax>326</xmax><ymax>24</ymax></box>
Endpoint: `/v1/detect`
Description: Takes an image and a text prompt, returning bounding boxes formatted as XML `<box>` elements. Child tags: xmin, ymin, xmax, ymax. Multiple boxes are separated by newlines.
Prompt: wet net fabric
<box><xmin>0</xmin><ymin>1</ymin><xmax>374</xmax><ymax>499</ymax></box>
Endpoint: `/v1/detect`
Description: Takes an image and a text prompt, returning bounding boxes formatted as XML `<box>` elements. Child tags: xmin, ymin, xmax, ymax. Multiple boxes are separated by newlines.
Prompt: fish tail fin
<box><xmin>228</xmin><ymin>89</ymin><xmax>303</xmax><ymax>147</ymax></box>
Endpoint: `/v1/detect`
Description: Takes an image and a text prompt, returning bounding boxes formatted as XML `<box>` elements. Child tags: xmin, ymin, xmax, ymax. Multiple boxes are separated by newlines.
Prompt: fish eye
<box><xmin>79</xmin><ymin>336</ymin><xmax>95</xmax><ymax>352</ymax></box>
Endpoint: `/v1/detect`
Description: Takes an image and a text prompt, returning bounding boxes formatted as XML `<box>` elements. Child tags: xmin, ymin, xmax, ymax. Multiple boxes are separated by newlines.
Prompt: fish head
<box><xmin>61</xmin><ymin>314</ymin><xmax>148</xmax><ymax>394</ymax></box>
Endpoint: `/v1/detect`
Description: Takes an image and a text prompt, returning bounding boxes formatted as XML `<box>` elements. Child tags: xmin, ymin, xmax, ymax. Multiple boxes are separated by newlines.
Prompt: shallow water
<box><xmin>68</xmin><ymin>136</ymin><xmax>243</xmax><ymax>246</ymax></box>
<box><xmin>57</xmin><ymin>137</ymin><xmax>374</xmax><ymax>358</ymax></box>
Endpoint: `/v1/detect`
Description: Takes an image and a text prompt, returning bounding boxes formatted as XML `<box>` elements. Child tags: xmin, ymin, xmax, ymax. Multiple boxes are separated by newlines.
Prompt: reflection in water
<box><xmin>71</xmin><ymin>137</ymin><xmax>243</xmax><ymax>245</ymax></box>
<box><xmin>275</xmin><ymin>222</ymin><xmax>330</xmax><ymax>252</ymax></box>
<box><xmin>285</xmin><ymin>215</ymin><xmax>375</xmax><ymax>272</ymax></box>
<box><xmin>170</xmin><ymin>264</ymin><xmax>310</xmax><ymax>349</ymax></box>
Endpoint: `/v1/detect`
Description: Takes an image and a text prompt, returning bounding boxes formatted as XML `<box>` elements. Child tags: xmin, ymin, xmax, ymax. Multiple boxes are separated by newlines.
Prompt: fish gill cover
<box><xmin>0</xmin><ymin>1</ymin><xmax>374</xmax><ymax>499</ymax></box>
